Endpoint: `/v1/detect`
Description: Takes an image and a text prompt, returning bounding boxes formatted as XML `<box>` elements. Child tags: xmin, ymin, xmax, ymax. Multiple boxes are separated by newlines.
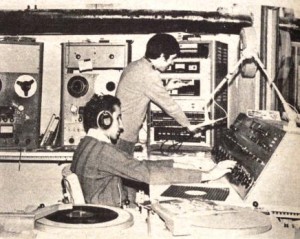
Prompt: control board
<box><xmin>148</xmin><ymin>39</ymin><xmax>228</xmax><ymax>152</ymax></box>
<box><xmin>213</xmin><ymin>113</ymin><xmax>285</xmax><ymax>199</ymax></box>
<box><xmin>151</xmin><ymin>111</ymin><xmax>206</xmax><ymax>143</ymax></box>
<box><xmin>149</xmin><ymin>99</ymin><xmax>210</xmax><ymax>152</ymax></box>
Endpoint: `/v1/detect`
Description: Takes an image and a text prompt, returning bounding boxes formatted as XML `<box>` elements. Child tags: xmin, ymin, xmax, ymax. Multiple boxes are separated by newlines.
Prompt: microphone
<box><xmin>195</xmin><ymin>105</ymin><xmax>227</xmax><ymax>129</ymax></box>
<box><xmin>195</xmin><ymin>117</ymin><xmax>227</xmax><ymax>128</ymax></box>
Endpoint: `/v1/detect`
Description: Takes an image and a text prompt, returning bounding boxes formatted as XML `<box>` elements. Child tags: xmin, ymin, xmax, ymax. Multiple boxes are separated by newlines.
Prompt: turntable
<box><xmin>151</xmin><ymin>199</ymin><xmax>277</xmax><ymax>238</ymax></box>
<box><xmin>35</xmin><ymin>204</ymin><xmax>133</xmax><ymax>238</ymax></box>
<box><xmin>0</xmin><ymin>204</ymin><xmax>134</xmax><ymax>239</ymax></box>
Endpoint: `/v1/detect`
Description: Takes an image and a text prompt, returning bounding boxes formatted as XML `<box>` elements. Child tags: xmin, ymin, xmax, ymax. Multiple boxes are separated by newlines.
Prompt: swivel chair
<box><xmin>61</xmin><ymin>165</ymin><xmax>85</xmax><ymax>204</ymax></box>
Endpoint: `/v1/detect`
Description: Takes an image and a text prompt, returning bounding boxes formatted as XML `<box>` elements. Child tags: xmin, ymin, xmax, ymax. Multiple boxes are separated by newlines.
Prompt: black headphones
<box><xmin>97</xmin><ymin>110</ymin><xmax>113</xmax><ymax>130</ymax></box>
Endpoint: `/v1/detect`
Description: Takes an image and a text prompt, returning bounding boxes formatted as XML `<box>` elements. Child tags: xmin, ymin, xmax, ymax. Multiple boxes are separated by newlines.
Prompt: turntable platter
<box><xmin>152</xmin><ymin>199</ymin><xmax>272</xmax><ymax>237</ymax></box>
<box><xmin>44</xmin><ymin>205</ymin><xmax>119</xmax><ymax>224</ymax></box>
<box><xmin>35</xmin><ymin>204</ymin><xmax>133</xmax><ymax>237</ymax></box>
<box><xmin>191</xmin><ymin>210</ymin><xmax>272</xmax><ymax>236</ymax></box>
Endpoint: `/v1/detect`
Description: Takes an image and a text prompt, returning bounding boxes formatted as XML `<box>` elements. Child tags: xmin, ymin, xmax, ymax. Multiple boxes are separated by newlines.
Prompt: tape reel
<box><xmin>67</xmin><ymin>75</ymin><xmax>89</xmax><ymax>98</ymax></box>
<box><xmin>14</xmin><ymin>75</ymin><xmax>37</xmax><ymax>98</ymax></box>
<box><xmin>240</xmin><ymin>27</ymin><xmax>258</xmax><ymax>78</ymax></box>
<box><xmin>94</xmin><ymin>70</ymin><xmax>121</xmax><ymax>96</ymax></box>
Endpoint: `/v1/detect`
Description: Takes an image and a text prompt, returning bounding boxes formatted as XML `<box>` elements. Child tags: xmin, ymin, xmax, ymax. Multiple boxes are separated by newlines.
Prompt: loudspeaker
<box><xmin>0</xmin><ymin>40</ymin><xmax>43</xmax><ymax>150</ymax></box>
<box><xmin>61</xmin><ymin>41</ymin><xmax>131</xmax><ymax>149</ymax></box>
<box><xmin>97</xmin><ymin>111</ymin><xmax>113</xmax><ymax>129</ymax></box>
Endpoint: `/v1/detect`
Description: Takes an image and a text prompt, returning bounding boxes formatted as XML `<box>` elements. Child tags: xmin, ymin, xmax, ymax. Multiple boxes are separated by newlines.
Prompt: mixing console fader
<box><xmin>212</xmin><ymin>113</ymin><xmax>285</xmax><ymax>199</ymax></box>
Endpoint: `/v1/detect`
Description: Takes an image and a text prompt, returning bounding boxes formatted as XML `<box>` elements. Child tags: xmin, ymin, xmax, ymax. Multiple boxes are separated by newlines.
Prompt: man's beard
<box><xmin>111</xmin><ymin>138</ymin><xmax>118</xmax><ymax>144</ymax></box>
<box><xmin>110</xmin><ymin>134</ymin><xmax>120</xmax><ymax>145</ymax></box>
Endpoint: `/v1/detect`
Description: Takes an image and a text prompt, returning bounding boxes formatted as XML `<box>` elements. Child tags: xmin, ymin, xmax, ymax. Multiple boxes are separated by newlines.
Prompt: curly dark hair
<box><xmin>83</xmin><ymin>94</ymin><xmax>121</xmax><ymax>132</ymax></box>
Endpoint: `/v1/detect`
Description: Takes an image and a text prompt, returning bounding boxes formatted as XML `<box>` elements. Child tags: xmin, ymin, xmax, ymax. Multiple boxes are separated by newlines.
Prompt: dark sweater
<box><xmin>71</xmin><ymin>136</ymin><xmax>202</xmax><ymax>207</ymax></box>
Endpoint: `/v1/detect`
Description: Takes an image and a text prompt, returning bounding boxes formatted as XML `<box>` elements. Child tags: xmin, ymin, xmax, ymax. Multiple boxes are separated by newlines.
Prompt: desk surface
<box><xmin>149</xmin><ymin>182</ymin><xmax>297</xmax><ymax>239</ymax></box>
<box><xmin>0</xmin><ymin>145</ymin><xmax>203</xmax><ymax>163</ymax></box>
<box><xmin>0</xmin><ymin>149</ymin><xmax>297</xmax><ymax>239</ymax></box>
<box><xmin>150</xmin><ymin>180</ymin><xmax>245</xmax><ymax>206</ymax></box>
<box><xmin>0</xmin><ymin>147</ymin><xmax>148</xmax><ymax>162</ymax></box>
<box><xmin>148</xmin><ymin>151</ymin><xmax>244</xmax><ymax>205</ymax></box>
<box><xmin>0</xmin><ymin>150</ymin><xmax>74</xmax><ymax>162</ymax></box>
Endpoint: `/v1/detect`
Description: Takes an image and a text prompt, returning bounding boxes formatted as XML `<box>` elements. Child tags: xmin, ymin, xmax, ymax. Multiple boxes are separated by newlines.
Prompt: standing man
<box><xmin>116</xmin><ymin>33</ymin><xmax>199</xmax><ymax>155</ymax></box>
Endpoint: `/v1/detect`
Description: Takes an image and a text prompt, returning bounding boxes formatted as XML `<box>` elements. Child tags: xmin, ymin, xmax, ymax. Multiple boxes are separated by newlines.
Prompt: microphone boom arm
<box><xmin>196</xmin><ymin>54</ymin><xmax>299</xmax><ymax>132</ymax></box>
<box><xmin>195</xmin><ymin>57</ymin><xmax>246</xmax><ymax>128</ymax></box>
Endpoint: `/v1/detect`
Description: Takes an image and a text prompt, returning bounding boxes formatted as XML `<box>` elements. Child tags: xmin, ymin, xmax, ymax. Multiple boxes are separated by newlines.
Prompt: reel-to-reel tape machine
<box><xmin>0</xmin><ymin>40</ymin><xmax>43</xmax><ymax>150</ymax></box>
<box><xmin>61</xmin><ymin>41</ymin><xmax>131</xmax><ymax>148</ymax></box>
<box><xmin>61</xmin><ymin>71</ymin><xmax>122</xmax><ymax>147</ymax></box>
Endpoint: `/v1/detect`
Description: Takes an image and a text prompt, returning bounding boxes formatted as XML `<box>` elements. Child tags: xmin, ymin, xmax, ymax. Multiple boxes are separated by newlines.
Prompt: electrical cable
<box><xmin>159</xmin><ymin>140</ymin><xmax>168</xmax><ymax>156</ymax></box>
<box><xmin>211</xmin><ymin>97</ymin><xmax>228</xmax><ymax>119</ymax></box>
<box><xmin>174</xmin><ymin>141</ymin><xmax>183</xmax><ymax>153</ymax></box>
<box><xmin>18</xmin><ymin>148</ymin><xmax>22</xmax><ymax>171</ymax></box>
<box><xmin>287</xmin><ymin>103</ymin><xmax>299</xmax><ymax>114</ymax></box>
<box><xmin>167</xmin><ymin>141</ymin><xmax>177</xmax><ymax>154</ymax></box>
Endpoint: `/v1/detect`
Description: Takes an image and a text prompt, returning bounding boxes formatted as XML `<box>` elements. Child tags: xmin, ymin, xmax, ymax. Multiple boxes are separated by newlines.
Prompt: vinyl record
<box><xmin>36</xmin><ymin>204</ymin><xmax>134</xmax><ymax>237</ymax></box>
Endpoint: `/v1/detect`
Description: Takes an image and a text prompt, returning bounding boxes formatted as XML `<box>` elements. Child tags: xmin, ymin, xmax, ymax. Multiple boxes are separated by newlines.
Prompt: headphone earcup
<box><xmin>97</xmin><ymin>111</ymin><xmax>113</xmax><ymax>129</ymax></box>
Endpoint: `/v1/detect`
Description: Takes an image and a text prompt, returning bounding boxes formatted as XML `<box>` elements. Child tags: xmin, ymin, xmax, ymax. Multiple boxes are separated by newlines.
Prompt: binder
<box><xmin>40</xmin><ymin>114</ymin><xmax>60</xmax><ymax>147</ymax></box>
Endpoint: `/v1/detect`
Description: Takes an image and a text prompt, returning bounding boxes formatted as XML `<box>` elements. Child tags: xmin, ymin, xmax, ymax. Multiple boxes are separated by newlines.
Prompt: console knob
<box><xmin>18</xmin><ymin>105</ymin><xmax>24</xmax><ymax>112</ymax></box>
<box><xmin>70</xmin><ymin>104</ymin><xmax>78</xmax><ymax>114</ymax></box>
<box><xmin>253</xmin><ymin>201</ymin><xmax>259</xmax><ymax>208</ymax></box>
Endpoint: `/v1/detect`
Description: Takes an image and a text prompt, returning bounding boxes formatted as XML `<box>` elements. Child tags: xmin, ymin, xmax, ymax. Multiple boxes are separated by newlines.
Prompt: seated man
<box><xmin>71</xmin><ymin>94</ymin><xmax>236</xmax><ymax>207</ymax></box>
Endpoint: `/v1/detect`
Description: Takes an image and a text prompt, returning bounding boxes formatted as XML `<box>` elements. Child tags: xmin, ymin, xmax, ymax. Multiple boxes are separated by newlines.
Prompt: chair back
<box><xmin>61</xmin><ymin>165</ymin><xmax>85</xmax><ymax>204</ymax></box>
